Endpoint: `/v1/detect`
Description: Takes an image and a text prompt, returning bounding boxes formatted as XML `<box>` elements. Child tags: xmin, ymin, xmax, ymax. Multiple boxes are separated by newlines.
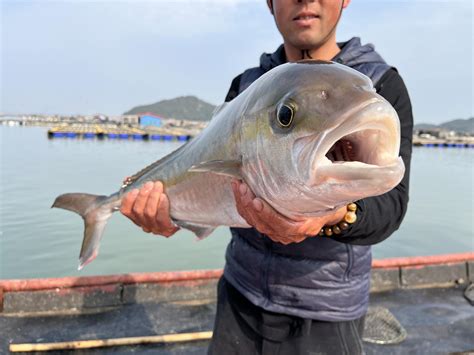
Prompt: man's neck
<box><xmin>284</xmin><ymin>37</ymin><xmax>341</xmax><ymax>62</ymax></box>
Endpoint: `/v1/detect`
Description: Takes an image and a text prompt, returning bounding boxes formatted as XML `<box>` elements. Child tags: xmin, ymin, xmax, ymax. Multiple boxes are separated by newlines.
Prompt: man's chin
<box><xmin>289</xmin><ymin>34</ymin><xmax>326</xmax><ymax>51</ymax></box>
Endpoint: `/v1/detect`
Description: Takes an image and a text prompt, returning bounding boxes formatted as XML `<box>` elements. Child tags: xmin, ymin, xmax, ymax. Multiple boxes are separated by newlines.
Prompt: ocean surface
<box><xmin>0</xmin><ymin>126</ymin><xmax>473</xmax><ymax>280</ymax></box>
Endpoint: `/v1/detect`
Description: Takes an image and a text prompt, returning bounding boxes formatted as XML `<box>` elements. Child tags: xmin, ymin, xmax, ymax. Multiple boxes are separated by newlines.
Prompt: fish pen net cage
<box><xmin>363</xmin><ymin>306</ymin><xmax>407</xmax><ymax>345</ymax></box>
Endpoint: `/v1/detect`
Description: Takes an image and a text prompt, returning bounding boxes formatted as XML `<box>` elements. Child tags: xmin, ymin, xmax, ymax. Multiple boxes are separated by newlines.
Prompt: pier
<box><xmin>47</xmin><ymin>124</ymin><xmax>200</xmax><ymax>142</ymax></box>
<box><xmin>46</xmin><ymin>124</ymin><xmax>474</xmax><ymax>148</ymax></box>
<box><xmin>412</xmin><ymin>136</ymin><xmax>474</xmax><ymax>148</ymax></box>
<box><xmin>1</xmin><ymin>253</ymin><xmax>473</xmax><ymax>354</ymax></box>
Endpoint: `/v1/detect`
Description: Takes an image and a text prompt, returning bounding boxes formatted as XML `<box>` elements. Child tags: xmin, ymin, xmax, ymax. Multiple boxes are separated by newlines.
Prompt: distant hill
<box><xmin>124</xmin><ymin>96</ymin><xmax>216</xmax><ymax>121</ymax></box>
<box><xmin>415</xmin><ymin>117</ymin><xmax>473</xmax><ymax>133</ymax></box>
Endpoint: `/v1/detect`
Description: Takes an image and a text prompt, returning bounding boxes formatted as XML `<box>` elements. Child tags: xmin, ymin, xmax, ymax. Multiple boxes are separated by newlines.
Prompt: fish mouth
<box><xmin>295</xmin><ymin>98</ymin><xmax>405</xmax><ymax>186</ymax></box>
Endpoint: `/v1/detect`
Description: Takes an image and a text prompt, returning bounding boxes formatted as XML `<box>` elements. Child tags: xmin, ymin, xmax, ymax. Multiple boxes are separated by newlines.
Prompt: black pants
<box><xmin>208</xmin><ymin>277</ymin><xmax>365</xmax><ymax>355</ymax></box>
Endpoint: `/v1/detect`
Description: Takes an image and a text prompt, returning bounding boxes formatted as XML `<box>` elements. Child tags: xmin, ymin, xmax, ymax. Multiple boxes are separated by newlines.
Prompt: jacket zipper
<box><xmin>343</xmin><ymin>244</ymin><xmax>354</xmax><ymax>282</ymax></box>
<box><xmin>262</xmin><ymin>237</ymin><xmax>272</xmax><ymax>301</ymax></box>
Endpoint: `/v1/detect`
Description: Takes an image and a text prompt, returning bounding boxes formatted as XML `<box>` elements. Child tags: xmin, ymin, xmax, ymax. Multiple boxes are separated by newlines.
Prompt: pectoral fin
<box><xmin>175</xmin><ymin>220</ymin><xmax>216</xmax><ymax>240</ymax></box>
<box><xmin>189</xmin><ymin>160</ymin><xmax>242</xmax><ymax>179</ymax></box>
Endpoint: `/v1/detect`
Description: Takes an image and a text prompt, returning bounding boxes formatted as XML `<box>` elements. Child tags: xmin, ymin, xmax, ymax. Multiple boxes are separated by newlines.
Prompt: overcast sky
<box><xmin>1</xmin><ymin>0</ymin><xmax>472</xmax><ymax>124</ymax></box>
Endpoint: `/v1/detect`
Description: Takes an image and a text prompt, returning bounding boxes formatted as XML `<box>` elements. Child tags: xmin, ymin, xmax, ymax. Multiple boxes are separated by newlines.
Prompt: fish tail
<box><xmin>52</xmin><ymin>193</ymin><xmax>117</xmax><ymax>270</ymax></box>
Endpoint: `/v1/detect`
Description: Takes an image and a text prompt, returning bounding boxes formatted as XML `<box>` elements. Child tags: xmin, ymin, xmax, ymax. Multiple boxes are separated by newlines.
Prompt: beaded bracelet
<box><xmin>319</xmin><ymin>202</ymin><xmax>357</xmax><ymax>237</ymax></box>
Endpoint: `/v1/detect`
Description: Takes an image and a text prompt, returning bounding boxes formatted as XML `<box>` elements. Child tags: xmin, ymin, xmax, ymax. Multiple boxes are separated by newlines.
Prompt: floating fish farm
<box><xmin>414</xmin><ymin>142</ymin><xmax>474</xmax><ymax>148</ymax></box>
<box><xmin>412</xmin><ymin>138</ymin><xmax>474</xmax><ymax>148</ymax></box>
<box><xmin>43</xmin><ymin>125</ymin><xmax>474</xmax><ymax>147</ymax></box>
<box><xmin>47</xmin><ymin>125</ymin><xmax>197</xmax><ymax>142</ymax></box>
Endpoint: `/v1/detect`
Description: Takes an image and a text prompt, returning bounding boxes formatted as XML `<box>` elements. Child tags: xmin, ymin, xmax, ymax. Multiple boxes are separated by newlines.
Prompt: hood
<box><xmin>259</xmin><ymin>44</ymin><xmax>287</xmax><ymax>72</ymax></box>
<box><xmin>259</xmin><ymin>37</ymin><xmax>387</xmax><ymax>70</ymax></box>
<box><xmin>334</xmin><ymin>37</ymin><xmax>387</xmax><ymax>67</ymax></box>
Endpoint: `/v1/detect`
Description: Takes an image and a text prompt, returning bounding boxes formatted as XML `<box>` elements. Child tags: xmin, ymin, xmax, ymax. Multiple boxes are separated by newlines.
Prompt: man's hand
<box><xmin>231</xmin><ymin>180</ymin><xmax>347</xmax><ymax>244</ymax></box>
<box><xmin>120</xmin><ymin>181</ymin><xmax>179</xmax><ymax>237</ymax></box>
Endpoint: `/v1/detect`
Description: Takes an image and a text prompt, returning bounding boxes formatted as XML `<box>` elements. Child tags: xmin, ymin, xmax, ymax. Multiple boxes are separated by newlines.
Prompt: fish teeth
<box><xmin>326</xmin><ymin>139</ymin><xmax>355</xmax><ymax>163</ymax></box>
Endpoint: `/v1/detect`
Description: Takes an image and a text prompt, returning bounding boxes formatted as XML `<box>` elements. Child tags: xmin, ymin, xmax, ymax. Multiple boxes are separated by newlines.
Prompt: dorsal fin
<box><xmin>121</xmin><ymin>158</ymin><xmax>165</xmax><ymax>189</ymax></box>
<box><xmin>121</xmin><ymin>143</ymin><xmax>189</xmax><ymax>189</ymax></box>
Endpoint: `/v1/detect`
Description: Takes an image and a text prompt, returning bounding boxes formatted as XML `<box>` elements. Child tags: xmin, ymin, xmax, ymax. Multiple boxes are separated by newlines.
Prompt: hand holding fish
<box><xmin>120</xmin><ymin>181</ymin><xmax>179</xmax><ymax>237</ymax></box>
<box><xmin>231</xmin><ymin>180</ymin><xmax>347</xmax><ymax>245</ymax></box>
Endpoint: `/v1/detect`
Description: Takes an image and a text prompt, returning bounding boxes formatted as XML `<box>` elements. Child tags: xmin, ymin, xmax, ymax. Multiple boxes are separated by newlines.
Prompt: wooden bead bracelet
<box><xmin>319</xmin><ymin>202</ymin><xmax>357</xmax><ymax>237</ymax></box>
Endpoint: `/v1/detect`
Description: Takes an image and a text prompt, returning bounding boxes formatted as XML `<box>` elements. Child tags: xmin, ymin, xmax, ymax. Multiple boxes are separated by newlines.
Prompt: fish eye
<box><xmin>277</xmin><ymin>103</ymin><xmax>295</xmax><ymax>128</ymax></box>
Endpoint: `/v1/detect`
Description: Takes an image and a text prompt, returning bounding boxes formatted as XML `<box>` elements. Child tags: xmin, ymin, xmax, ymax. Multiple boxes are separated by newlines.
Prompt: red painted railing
<box><xmin>1</xmin><ymin>252</ymin><xmax>472</xmax><ymax>293</ymax></box>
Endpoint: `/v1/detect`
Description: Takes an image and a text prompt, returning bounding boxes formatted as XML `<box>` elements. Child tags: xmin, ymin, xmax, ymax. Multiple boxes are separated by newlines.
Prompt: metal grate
<box><xmin>363</xmin><ymin>306</ymin><xmax>407</xmax><ymax>345</ymax></box>
<box><xmin>463</xmin><ymin>283</ymin><xmax>474</xmax><ymax>305</ymax></box>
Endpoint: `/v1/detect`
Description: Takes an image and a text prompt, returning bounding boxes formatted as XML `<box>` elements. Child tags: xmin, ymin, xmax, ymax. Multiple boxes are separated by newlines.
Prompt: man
<box><xmin>121</xmin><ymin>0</ymin><xmax>413</xmax><ymax>353</ymax></box>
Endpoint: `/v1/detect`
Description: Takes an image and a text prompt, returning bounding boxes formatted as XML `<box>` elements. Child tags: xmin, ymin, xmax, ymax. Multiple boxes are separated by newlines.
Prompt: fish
<box><xmin>52</xmin><ymin>60</ymin><xmax>405</xmax><ymax>270</ymax></box>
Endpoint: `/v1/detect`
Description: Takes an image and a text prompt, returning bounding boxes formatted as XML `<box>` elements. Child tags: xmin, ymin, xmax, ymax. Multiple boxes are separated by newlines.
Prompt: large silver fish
<box><xmin>53</xmin><ymin>60</ymin><xmax>405</xmax><ymax>269</ymax></box>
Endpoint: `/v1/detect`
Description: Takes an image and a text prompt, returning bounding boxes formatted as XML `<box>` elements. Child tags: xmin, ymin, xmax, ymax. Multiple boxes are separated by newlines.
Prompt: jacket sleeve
<box><xmin>330</xmin><ymin>68</ymin><xmax>414</xmax><ymax>245</ymax></box>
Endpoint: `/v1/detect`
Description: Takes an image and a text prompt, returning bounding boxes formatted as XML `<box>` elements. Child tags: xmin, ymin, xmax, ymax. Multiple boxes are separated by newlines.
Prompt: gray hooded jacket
<box><xmin>224</xmin><ymin>37</ymin><xmax>392</xmax><ymax>321</ymax></box>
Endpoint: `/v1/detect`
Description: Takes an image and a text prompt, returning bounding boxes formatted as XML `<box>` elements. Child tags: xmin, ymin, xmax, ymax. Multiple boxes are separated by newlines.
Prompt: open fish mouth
<box><xmin>295</xmin><ymin>99</ymin><xmax>405</xmax><ymax>186</ymax></box>
<box><xmin>316</xmin><ymin>129</ymin><xmax>404</xmax><ymax>183</ymax></box>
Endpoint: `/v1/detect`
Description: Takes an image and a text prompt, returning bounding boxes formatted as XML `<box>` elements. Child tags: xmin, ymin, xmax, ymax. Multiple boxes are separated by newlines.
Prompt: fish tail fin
<box><xmin>52</xmin><ymin>193</ymin><xmax>114</xmax><ymax>270</ymax></box>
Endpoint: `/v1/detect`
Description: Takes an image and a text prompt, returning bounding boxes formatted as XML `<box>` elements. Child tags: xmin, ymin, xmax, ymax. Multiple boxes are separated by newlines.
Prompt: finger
<box><xmin>233</xmin><ymin>181</ymin><xmax>257</xmax><ymax>206</ymax></box>
<box><xmin>239</xmin><ymin>181</ymin><xmax>256</xmax><ymax>201</ymax></box>
<box><xmin>251</xmin><ymin>198</ymin><xmax>304</xmax><ymax>236</ymax></box>
<box><xmin>120</xmin><ymin>189</ymin><xmax>139</xmax><ymax>218</ymax></box>
<box><xmin>245</xmin><ymin>196</ymin><xmax>321</xmax><ymax>244</ymax></box>
<box><xmin>248</xmin><ymin>198</ymin><xmax>283</xmax><ymax>236</ymax></box>
<box><xmin>143</xmin><ymin>182</ymin><xmax>163</xmax><ymax>230</ymax></box>
<box><xmin>231</xmin><ymin>181</ymin><xmax>252</xmax><ymax>222</ymax></box>
<box><xmin>266</xmin><ymin>233</ymin><xmax>292</xmax><ymax>244</ymax></box>
<box><xmin>154</xmin><ymin>193</ymin><xmax>179</xmax><ymax>237</ymax></box>
<box><xmin>268</xmin><ymin>232</ymin><xmax>303</xmax><ymax>245</ymax></box>
<box><xmin>232</xmin><ymin>181</ymin><xmax>258</xmax><ymax>227</ymax></box>
<box><xmin>232</xmin><ymin>182</ymin><xmax>305</xmax><ymax>241</ymax></box>
<box><xmin>131</xmin><ymin>181</ymin><xmax>154</xmax><ymax>222</ymax></box>
<box><xmin>267</xmin><ymin>231</ymin><xmax>307</xmax><ymax>245</ymax></box>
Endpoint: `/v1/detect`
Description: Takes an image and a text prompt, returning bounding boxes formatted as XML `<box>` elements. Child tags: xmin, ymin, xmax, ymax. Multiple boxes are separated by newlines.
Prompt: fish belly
<box><xmin>167</xmin><ymin>172</ymin><xmax>249</xmax><ymax>228</ymax></box>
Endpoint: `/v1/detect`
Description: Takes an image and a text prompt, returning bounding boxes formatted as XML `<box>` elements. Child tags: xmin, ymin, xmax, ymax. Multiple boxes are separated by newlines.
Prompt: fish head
<box><xmin>241</xmin><ymin>60</ymin><xmax>405</xmax><ymax>218</ymax></box>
